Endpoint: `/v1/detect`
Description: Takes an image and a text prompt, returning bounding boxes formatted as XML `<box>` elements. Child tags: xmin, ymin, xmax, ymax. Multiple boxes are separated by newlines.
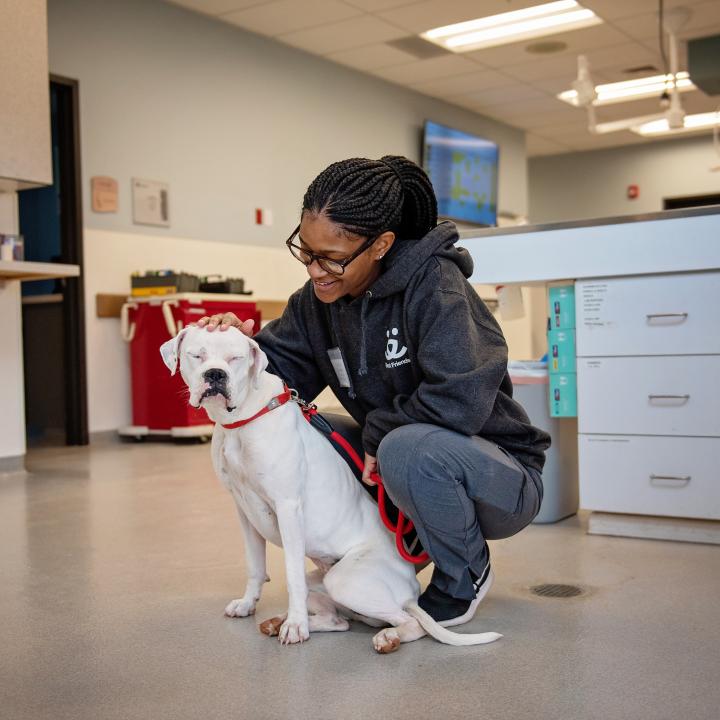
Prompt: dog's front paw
<box><xmin>225</xmin><ymin>597</ymin><xmax>257</xmax><ymax>617</ymax></box>
<box><xmin>278</xmin><ymin>616</ymin><xmax>310</xmax><ymax>645</ymax></box>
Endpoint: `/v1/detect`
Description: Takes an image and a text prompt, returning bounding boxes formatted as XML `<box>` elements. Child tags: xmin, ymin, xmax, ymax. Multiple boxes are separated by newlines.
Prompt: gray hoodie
<box><xmin>256</xmin><ymin>221</ymin><xmax>551</xmax><ymax>472</ymax></box>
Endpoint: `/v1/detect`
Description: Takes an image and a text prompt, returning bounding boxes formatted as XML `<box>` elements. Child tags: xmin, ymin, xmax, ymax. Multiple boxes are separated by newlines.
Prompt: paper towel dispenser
<box><xmin>688</xmin><ymin>34</ymin><xmax>720</xmax><ymax>96</ymax></box>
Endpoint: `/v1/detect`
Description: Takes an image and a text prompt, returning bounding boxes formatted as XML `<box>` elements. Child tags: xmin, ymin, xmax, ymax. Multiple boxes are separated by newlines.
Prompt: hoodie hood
<box><xmin>369</xmin><ymin>221</ymin><xmax>473</xmax><ymax>299</ymax></box>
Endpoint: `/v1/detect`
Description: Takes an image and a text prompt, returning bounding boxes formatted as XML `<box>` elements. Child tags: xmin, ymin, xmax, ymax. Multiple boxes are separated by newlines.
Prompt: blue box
<box><xmin>549</xmin><ymin>373</ymin><xmax>577</xmax><ymax>417</ymax></box>
<box><xmin>547</xmin><ymin>329</ymin><xmax>576</xmax><ymax>373</ymax></box>
<box><xmin>549</xmin><ymin>285</ymin><xmax>575</xmax><ymax>330</ymax></box>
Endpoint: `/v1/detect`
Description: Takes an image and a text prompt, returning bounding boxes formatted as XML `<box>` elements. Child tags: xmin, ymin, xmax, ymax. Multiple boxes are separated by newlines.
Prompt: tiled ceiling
<box><xmin>167</xmin><ymin>0</ymin><xmax>720</xmax><ymax>156</ymax></box>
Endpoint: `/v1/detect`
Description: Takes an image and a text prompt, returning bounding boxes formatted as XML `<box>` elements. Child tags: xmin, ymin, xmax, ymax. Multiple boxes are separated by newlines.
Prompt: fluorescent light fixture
<box><xmin>559</xmin><ymin>72</ymin><xmax>696</xmax><ymax>106</ymax></box>
<box><xmin>632</xmin><ymin>111</ymin><xmax>720</xmax><ymax>136</ymax></box>
<box><xmin>421</xmin><ymin>1</ymin><xmax>601</xmax><ymax>53</ymax></box>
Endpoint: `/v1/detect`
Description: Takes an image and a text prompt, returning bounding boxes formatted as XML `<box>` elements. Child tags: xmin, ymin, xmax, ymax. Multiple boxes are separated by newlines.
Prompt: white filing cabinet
<box><xmin>576</xmin><ymin>271</ymin><xmax>720</xmax><ymax>522</ymax></box>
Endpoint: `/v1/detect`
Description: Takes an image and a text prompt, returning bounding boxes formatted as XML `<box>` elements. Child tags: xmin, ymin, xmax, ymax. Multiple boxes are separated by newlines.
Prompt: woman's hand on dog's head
<box><xmin>197</xmin><ymin>312</ymin><xmax>255</xmax><ymax>335</ymax></box>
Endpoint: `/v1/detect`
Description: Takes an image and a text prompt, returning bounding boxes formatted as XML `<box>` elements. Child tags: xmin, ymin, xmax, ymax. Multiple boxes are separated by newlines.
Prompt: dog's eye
<box><xmin>229</xmin><ymin>356</ymin><xmax>245</xmax><ymax>362</ymax></box>
<box><xmin>188</xmin><ymin>353</ymin><xmax>203</xmax><ymax>360</ymax></box>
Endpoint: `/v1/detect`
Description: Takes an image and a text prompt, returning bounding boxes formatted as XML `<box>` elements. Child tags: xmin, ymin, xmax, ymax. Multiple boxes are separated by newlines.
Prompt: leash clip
<box><xmin>290</xmin><ymin>388</ymin><xmax>317</xmax><ymax>413</ymax></box>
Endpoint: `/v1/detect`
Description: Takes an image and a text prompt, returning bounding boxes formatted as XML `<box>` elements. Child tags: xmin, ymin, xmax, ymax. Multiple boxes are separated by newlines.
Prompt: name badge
<box><xmin>327</xmin><ymin>347</ymin><xmax>351</xmax><ymax>388</ymax></box>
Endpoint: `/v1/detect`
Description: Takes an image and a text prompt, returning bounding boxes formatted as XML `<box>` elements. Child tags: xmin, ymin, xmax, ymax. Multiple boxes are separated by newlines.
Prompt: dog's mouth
<box><xmin>200</xmin><ymin>386</ymin><xmax>236</xmax><ymax>412</ymax></box>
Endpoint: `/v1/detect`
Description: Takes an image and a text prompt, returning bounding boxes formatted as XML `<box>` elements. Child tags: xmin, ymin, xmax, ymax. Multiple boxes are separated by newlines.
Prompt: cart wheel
<box><xmin>199</xmin><ymin>435</ymin><xmax>211</xmax><ymax>443</ymax></box>
<box><xmin>133</xmin><ymin>435</ymin><xmax>146</xmax><ymax>442</ymax></box>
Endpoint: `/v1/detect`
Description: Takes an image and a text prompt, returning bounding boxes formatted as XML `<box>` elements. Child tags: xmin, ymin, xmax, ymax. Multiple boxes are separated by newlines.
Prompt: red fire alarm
<box><xmin>627</xmin><ymin>184</ymin><xmax>639</xmax><ymax>200</ymax></box>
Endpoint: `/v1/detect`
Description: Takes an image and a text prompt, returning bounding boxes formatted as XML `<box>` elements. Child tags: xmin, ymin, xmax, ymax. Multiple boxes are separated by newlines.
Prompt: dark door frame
<box><xmin>51</xmin><ymin>74</ymin><xmax>88</xmax><ymax>445</ymax></box>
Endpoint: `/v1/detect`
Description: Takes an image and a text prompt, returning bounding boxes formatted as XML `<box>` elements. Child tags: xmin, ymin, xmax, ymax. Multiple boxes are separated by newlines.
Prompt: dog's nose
<box><xmin>203</xmin><ymin>368</ymin><xmax>228</xmax><ymax>384</ymax></box>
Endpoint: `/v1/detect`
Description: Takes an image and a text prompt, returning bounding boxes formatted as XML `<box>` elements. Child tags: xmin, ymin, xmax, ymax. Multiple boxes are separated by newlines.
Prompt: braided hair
<box><xmin>302</xmin><ymin>155</ymin><xmax>438</xmax><ymax>240</ymax></box>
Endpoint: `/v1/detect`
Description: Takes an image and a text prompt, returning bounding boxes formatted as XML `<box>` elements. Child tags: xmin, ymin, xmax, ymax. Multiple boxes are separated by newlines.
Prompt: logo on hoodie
<box><xmin>385</xmin><ymin>328</ymin><xmax>411</xmax><ymax>369</ymax></box>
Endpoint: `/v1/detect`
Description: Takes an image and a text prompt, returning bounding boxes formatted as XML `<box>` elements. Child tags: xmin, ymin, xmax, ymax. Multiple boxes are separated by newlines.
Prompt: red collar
<box><xmin>220</xmin><ymin>386</ymin><xmax>293</xmax><ymax>430</ymax></box>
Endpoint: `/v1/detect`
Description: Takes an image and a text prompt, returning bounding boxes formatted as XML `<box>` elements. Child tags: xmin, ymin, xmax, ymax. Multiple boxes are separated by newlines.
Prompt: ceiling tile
<box><xmin>325</xmin><ymin>42</ymin><xmax>418</xmax><ymax>71</ymax></box>
<box><xmin>531</xmin><ymin>120</ymin><xmax>598</xmax><ymax>140</ymax></box>
<box><xmin>682</xmin><ymin>92</ymin><xmax>720</xmax><ymax>113</ymax></box>
<box><xmin>279</xmin><ymin>14</ymin><xmax>406</xmax><ymax>54</ymax></box>
<box><xmin>167</xmin><ymin>0</ymin><xmax>271</xmax><ymax>15</ymax></box>
<box><xmin>582</xmin><ymin>0</ymin><xmax>709</xmax><ymax>22</ymax></box>
<box><xmin>370</xmin><ymin>54</ymin><xmax>480</xmax><ymax>84</ymax></box>
<box><xmin>453</xmin><ymin>84</ymin><xmax>549</xmax><ymax>108</ymax></box>
<box><xmin>343</xmin><ymin>0</ymin><xmax>423</xmax><ymax>10</ymax></box>
<box><xmin>463</xmin><ymin>23</ymin><xmax>631</xmax><ymax>70</ymax></box>
<box><xmin>607</xmin><ymin>2</ymin><xmax>720</xmax><ymax>43</ymax></box>
<box><xmin>408</xmin><ymin>69</ymin><xmax>512</xmax><ymax>97</ymax></box>
<box><xmin>221</xmin><ymin>0</ymin><xmax>361</xmax><ymax>36</ymax></box>
<box><xmin>377</xmin><ymin>0</ymin><xmax>523</xmax><ymax>34</ymax></box>
<box><xmin>526</xmin><ymin>133</ymin><xmax>572</xmax><ymax>157</ymax></box>
<box><xmin>481</xmin><ymin>98</ymin><xmax>581</xmax><ymax>127</ymax></box>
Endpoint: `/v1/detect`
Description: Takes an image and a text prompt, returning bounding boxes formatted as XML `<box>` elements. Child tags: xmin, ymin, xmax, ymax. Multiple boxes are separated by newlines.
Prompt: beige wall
<box><xmin>529</xmin><ymin>135</ymin><xmax>719</xmax><ymax>224</ymax></box>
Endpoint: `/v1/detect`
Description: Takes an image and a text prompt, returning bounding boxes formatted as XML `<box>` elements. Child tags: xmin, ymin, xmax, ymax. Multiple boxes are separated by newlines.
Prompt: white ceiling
<box><xmin>166</xmin><ymin>0</ymin><xmax>720</xmax><ymax>156</ymax></box>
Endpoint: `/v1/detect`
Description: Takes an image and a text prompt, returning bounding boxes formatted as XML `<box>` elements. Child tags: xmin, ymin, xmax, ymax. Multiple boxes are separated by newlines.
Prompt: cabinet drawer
<box><xmin>579</xmin><ymin>435</ymin><xmax>720</xmax><ymax>520</ymax></box>
<box><xmin>578</xmin><ymin>355</ymin><xmax>720</xmax><ymax>436</ymax></box>
<box><xmin>576</xmin><ymin>272</ymin><xmax>720</xmax><ymax>356</ymax></box>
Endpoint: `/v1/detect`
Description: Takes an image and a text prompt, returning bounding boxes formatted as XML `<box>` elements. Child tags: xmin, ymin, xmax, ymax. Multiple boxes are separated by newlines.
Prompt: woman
<box><xmin>199</xmin><ymin>155</ymin><xmax>550</xmax><ymax>626</ymax></box>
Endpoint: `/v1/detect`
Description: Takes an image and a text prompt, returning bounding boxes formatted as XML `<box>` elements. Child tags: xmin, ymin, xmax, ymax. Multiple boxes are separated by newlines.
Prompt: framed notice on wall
<box><xmin>91</xmin><ymin>176</ymin><xmax>118</xmax><ymax>213</ymax></box>
<box><xmin>132</xmin><ymin>178</ymin><xmax>170</xmax><ymax>227</ymax></box>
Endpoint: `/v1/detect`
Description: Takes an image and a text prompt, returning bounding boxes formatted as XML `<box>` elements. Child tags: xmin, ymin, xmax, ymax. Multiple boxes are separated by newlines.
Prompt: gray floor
<box><xmin>1</xmin><ymin>438</ymin><xmax>719</xmax><ymax>720</ymax></box>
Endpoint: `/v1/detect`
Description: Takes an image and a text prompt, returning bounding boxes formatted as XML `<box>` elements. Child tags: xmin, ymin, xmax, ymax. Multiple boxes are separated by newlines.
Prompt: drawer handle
<box><xmin>650</xmin><ymin>474</ymin><xmax>691</xmax><ymax>487</ymax></box>
<box><xmin>645</xmin><ymin>312</ymin><xmax>688</xmax><ymax>324</ymax></box>
<box><xmin>648</xmin><ymin>394</ymin><xmax>690</xmax><ymax>404</ymax></box>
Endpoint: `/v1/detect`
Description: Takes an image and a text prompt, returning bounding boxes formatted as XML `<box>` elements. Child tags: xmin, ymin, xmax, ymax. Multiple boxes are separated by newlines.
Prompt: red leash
<box><xmin>300</xmin><ymin>404</ymin><xmax>429</xmax><ymax>565</ymax></box>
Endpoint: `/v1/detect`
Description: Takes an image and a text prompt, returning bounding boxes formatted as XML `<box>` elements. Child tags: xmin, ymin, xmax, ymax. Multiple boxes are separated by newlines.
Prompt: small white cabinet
<box><xmin>576</xmin><ymin>271</ymin><xmax>720</xmax><ymax>523</ymax></box>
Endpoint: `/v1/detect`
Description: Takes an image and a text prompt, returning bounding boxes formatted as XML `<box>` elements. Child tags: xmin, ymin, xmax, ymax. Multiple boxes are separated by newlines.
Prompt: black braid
<box><xmin>302</xmin><ymin>155</ymin><xmax>438</xmax><ymax>240</ymax></box>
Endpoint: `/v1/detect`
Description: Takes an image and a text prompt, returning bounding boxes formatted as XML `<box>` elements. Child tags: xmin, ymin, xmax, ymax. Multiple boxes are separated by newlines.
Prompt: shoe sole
<box><xmin>437</xmin><ymin>568</ymin><xmax>494</xmax><ymax>628</ymax></box>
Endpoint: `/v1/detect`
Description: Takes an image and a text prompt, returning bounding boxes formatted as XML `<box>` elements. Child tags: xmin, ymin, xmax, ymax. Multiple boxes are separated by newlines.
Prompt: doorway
<box><xmin>18</xmin><ymin>76</ymin><xmax>88</xmax><ymax>447</ymax></box>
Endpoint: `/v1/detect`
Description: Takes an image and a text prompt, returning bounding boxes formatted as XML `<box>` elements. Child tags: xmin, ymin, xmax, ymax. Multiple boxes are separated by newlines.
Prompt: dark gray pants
<box><xmin>325</xmin><ymin>415</ymin><xmax>543</xmax><ymax>602</ymax></box>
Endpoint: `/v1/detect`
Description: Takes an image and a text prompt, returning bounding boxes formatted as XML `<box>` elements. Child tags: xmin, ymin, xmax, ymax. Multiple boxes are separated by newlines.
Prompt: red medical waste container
<box><xmin>119</xmin><ymin>293</ymin><xmax>261</xmax><ymax>439</ymax></box>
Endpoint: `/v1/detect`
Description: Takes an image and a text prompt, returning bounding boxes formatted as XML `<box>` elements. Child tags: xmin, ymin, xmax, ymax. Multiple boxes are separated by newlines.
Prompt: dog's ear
<box><xmin>247</xmin><ymin>336</ymin><xmax>269</xmax><ymax>389</ymax></box>
<box><xmin>159</xmin><ymin>327</ymin><xmax>190</xmax><ymax>376</ymax></box>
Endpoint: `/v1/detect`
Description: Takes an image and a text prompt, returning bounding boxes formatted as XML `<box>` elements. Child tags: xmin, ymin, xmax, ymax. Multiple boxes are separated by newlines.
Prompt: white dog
<box><xmin>160</xmin><ymin>325</ymin><xmax>501</xmax><ymax>653</ymax></box>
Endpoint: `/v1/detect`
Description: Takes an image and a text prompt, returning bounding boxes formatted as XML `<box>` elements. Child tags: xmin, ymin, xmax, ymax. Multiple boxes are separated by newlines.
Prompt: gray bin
<box><xmin>513</xmin><ymin>381</ymin><xmax>579</xmax><ymax>524</ymax></box>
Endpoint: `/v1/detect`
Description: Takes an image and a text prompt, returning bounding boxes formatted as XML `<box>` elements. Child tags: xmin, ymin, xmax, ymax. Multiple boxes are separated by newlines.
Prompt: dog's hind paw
<box><xmin>373</xmin><ymin>628</ymin><xmax>401</xmax><ymax>654</ymax></box>
<box><xmin>259</xmin><ymin>616</ymin><xmax>285</xmax><ymax>636</ymax></box>
<box><xmin>225</xmin><ymin>598</ymin><xmax>257</xmax><ymax>617</ymax></box>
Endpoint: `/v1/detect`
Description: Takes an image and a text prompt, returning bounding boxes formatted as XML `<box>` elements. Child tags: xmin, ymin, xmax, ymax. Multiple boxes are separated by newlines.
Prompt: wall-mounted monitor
<box><xmin>422</xmin><ymin>120</ymin><xmax>498</xmax><ymax>227</ymax></box>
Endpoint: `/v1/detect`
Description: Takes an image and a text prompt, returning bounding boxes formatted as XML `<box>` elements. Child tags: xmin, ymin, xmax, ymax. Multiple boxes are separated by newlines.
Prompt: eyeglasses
<box><xmin>285</xmin><ymin>224</ymin><xmax>380</xmax><ymax>276</ymax></box>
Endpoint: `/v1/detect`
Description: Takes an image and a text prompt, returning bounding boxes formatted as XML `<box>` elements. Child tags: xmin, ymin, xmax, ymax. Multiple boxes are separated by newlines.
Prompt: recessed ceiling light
<box><xmin>420</xmin><ymin>1</ymin><xmax>601</xmax><ymax>53</ymax></box>
<box><xmin>632</xmin><ymin>110</ymin><xmax>720</xmax><ymax>136</ymax></box>
<box><xmin>558</xmin><ymin>72</ymin><xmax>696</xmax><ymax>106</ymax></box>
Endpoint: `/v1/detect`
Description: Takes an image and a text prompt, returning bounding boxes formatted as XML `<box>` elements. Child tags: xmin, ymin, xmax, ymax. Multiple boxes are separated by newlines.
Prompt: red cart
<box><xmin>118</xmin><ymin>293</ymin><xmax>261</xmax><ymax>440</ymax></box>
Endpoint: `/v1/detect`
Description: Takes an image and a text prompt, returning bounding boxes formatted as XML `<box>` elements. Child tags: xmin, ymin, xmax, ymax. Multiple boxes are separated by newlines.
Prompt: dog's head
<box><xmin>159</xmin><ymin>325</ymin><xmax>268</xmax><ymax>419</ymax></box>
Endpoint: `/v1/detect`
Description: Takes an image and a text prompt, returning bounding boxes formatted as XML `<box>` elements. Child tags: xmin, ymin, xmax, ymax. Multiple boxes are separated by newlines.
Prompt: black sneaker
<box><xmin>417</xmin><ymin>562</ymin><xmax>494</xmax><ymax>627</ymax></box>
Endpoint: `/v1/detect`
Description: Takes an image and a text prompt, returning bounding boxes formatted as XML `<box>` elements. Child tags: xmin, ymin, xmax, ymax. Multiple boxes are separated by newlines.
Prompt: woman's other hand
<box><xmin>196</xmin><ymin>312</ymin><xmax>255</xmax><ymax>336</ymax></box>
<box><xmin>362</xmin><ymin>453</ymin><xmax>378</xmax><ymax>485</ymax></box>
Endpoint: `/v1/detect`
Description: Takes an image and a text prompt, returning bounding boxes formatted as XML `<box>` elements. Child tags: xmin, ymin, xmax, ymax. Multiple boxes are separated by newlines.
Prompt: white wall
<box><xmin>46</xmin><ymin>0</ymin><xmax>530</xmax><ymax>433</ymax></box>
<box><xmin>528</xmin><ymin>135</ymin><xmax>720</xmax><ymax>224</ymax></box>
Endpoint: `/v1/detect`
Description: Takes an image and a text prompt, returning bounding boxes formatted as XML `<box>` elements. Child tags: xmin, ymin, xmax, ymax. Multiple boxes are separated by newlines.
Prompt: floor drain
<box><xmin>531</xmin><ymin>583</ymin><xmax>583</xmax><ymax>598</ymax></box>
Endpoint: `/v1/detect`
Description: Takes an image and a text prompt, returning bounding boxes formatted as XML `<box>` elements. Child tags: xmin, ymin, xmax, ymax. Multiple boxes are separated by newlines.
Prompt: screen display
<box><xmin>422</xmin><ymin>120</ymin><xmax>498</xmax><ymax>227</ymax></box>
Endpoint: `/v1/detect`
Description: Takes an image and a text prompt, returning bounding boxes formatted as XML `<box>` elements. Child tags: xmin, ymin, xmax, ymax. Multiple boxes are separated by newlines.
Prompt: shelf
<box><xmin>0</xmin><ymin>260</ymin><xmax>80</xmax><ymax>282</ymax></box>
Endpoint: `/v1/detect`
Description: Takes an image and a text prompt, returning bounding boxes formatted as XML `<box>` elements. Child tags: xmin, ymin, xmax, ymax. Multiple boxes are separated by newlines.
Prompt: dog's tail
<box><xmin>403</xmin><ymin>601</ymin><xmax>502</xmax><ymax>646</ymax></box>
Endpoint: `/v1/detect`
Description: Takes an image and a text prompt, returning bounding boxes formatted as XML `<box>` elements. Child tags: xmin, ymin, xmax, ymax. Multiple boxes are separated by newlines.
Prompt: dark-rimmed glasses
<box><xmin>285</xmin><ymin>224</ymin><xmax>380</xmax><ymax>276</ymax></box>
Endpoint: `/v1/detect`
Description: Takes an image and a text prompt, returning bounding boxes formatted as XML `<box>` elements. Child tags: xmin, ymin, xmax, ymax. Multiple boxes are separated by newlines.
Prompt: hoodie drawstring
<box><xmin>358</xmin><ymin>291</ymin><xmax>371</xmax><ymax>377</ymax></box>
